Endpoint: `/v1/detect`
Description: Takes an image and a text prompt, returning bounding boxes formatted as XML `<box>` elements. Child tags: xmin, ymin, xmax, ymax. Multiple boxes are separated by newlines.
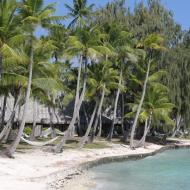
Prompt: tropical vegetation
<box><xmin>0</xmin><ymin>0</ymin><xmax>189</xmax><ymax>158</ymax></box>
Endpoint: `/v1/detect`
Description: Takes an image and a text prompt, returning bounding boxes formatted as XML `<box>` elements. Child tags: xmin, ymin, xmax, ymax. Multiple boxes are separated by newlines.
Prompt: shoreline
<box><xmin>61</xmin><ymin>141</ymin><xmax>190</xmax><ymax>190</ymax></box>
<box><xmin>1</xmin><ymin>139</ymin><xmax>190</xmax><ymax>190</ymax></box>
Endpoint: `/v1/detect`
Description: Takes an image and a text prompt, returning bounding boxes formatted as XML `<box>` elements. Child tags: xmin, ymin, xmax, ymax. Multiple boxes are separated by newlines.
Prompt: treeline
<box><xmin>0</xmin><ymin>0</ymin><xmax>189</xmax><ymax>157</ymax></box>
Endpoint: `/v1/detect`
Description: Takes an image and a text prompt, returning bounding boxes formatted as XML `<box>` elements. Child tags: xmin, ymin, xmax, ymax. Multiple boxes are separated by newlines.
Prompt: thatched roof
<box><xmin>0</xmin><ymin>96</ymin><xmax>121</xmax><ymax>126</ymax></box>
<box><xmin>0</xmin><ymin>96</ymin><xmax>71</xmax><ymax>124</ymax></box>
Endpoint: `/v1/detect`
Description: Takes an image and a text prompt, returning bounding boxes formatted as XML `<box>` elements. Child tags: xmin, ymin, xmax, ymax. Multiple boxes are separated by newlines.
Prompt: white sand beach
<box><xmin>0</xmin><ymin>139</ymin><xmax>190</xmax><ymax>190</ymax></box>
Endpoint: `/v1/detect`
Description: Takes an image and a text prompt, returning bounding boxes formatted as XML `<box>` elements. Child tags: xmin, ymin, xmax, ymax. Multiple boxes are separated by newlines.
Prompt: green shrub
<box><xmin>24</xmin><ymin>127</ymin><xmax>32</xmax><ymax>135</ymax></box>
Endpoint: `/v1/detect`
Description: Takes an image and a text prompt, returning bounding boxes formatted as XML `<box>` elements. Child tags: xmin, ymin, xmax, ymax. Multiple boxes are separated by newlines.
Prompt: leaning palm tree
<box><xmin>2</xmin><ymin>0</ymin><xmax>57</xmax><ymax>158</ymax></box>
<box><xmin>64</xmin><ymin>0</ymin><xmax>94</xmax><ymax>136</ymax></box>
<box><xmin>54</xmin><ymin>27</ymin><xmax>114</xmax><ymax>153</ymax></box>
<box><xmin>0</xmin><ymin>38</ymin><xmax>58</xmax><ymax>142</ymax></box>
<box><xmin>78</xmin><ymin>61</ymin><xmax>119</xmax><ymax>148</ymax></box>
<box><xmin>0</xmin><ymin>56</ymin><xmax>28</xmax><ymax>143</ymax></box>
<box><xmin>65</xmin><ymin>0</ymin><xmax>94</xmax><ymax>29</ymax></box>
<box><xmin>127</xmin><ymin>84</ymin><xmax>174</xmax><ymax>148</ymax></box>
<box><xmin>0</xmin><ymin>53</ymin><xmax>28</xmax><ymax>138</ymax></box>
<box><xmin>130</xmin><ymin>34</ymin><xmax>167</xmax><ymax>149</ymax></box>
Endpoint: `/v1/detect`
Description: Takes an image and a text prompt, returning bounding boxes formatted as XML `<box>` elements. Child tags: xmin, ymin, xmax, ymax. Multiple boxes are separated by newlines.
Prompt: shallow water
<box><xmin>89</xmin><ymin>149</ymin><xmax>190</xmax><ymax>190</ymax></box>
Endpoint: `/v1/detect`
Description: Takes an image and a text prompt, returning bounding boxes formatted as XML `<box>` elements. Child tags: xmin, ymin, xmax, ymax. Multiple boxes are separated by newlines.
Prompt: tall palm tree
<box><xmin>3</xmin><ymin>0</ymin><xmax>57</xmax><ymax>157</ymax></box>
<box><xmin>105</xmin><ymin>24</ymin><xmax>137</xmax><ymax>141</ymax></box>
<box><xmin>64</xmin><ymin>0</ymin><xmax>95</xmax><ymax>138</ymax></box>
<box><xmin>65</xmin><ymin>0</ymin><xmax>94</xmax><ymax>29</ymax></box>
<box><xmin>54</xmin><ymin>27</ymin><xmax>114</xmax><ymax>153</ymax></box>
<box><xmin>130</xmin><ymin>34</ymin><xmax>166</xmax><ymax>149</ymax></box>
<box><xmin>29</xmin><ymin>38</ymin><xmax>61</xmax><ymax>140</ymax></box>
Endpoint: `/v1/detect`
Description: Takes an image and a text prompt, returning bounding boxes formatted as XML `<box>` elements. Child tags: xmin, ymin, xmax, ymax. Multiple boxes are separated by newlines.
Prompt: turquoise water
<box><xmin>90</xmin><ymin>149</ymin><xmax>190</xmax><ymax>190</ymax></box>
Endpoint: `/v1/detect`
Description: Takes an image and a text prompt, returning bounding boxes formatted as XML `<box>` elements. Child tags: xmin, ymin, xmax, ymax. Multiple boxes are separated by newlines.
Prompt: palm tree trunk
<box><xmin>30</xmin><ymin>99</ymin><xmax>38</xmax><ymax>141</ymax></box>
<box><xmin>130</xmin><ymin>60</ymin><xmax>151</xmax><ymax>149</ymax></box>
<box><xmin>135</xmin><ymin>118</ymin><xmax>148</xmax><ymax>148</ymax></box>
<box><xmin>97</xmin><ymin>114</ymin><xmax>102</xmax><ymax>138</ymax></box>
<box><xmin>54</xmin><ymin>62</ymin><xmax>87</xmax><ymax>153</ymax></box>
<box><xmin>76</xmin><ymin>102</ymin><xmax>88</xmax><ymax>137</ymax></box>
<box><xmin>0</xmin><ymin>109</ymin><xmax>16</xmax><ymax>143</ymax></box>
<box><xmin>121</xmin><ymin>92</ymin><xmax>127</xmax><ymax>143</ymax></box>
<box><xmin>121</xmin><ymin>92</ymin><xmax>124</xmax><ymax>134</ymax></box>
<box><xmin>75</xmin><ymin>113</ymin><xmax>80</xmax><ymax>136</ymax></box>
<box><xmin>78</xmin><ymin>101</ymin><xmax>98</xmax><ymax>148</ymax></box>
<box><xmin>107</xmin><ymin>70</ymin><xmax>122</xmax><ymax>141</ymax></box>
<box><xmin>91</xmin><ymin>87</ymin><xmax>105</xmax><ymax>142</ymax></box>
<box><xmin>0</xmin><ymin>95</ymin><xmax>7</xmax><ymax>131</ymax></box>
<box><xmin>53</xmin><ymin>107</ymin><xmax>59</xmax><ymax>123</ymax></box>
<box><xmin>143</xmin><ymin>114</ymin><xmax>152</xmax><ymax>148</ymax></box>
<box><xmin>172</xmin><ymin>114</ymin><xmax>181</xmax><ymax>138</ymax></box>
<box><xmin>2</xmin><ymin>91</ymin><xmax>21</xmax><ymax>143</ymax></box>
<box><xmin>72</xmin><ymin>56</ymin><xmax>82</xmax><ymax>136</ymax></box>
<box><xmin>0</xmin><ymin>113</ymin><xmax>16</xmax><ymax>143</ymax></box>
<box><xmin>136</xmin><ymin>113</ymin><xmax>152</xmax><ymax>148</ymax></box>
<box><xmin>48</xmin><ymin>106</ymin><xmax>56</xmax><ymax>138</ymax></box>
<box><xmin>83</xmin><ymin>102</ymin><xmax>89</xmax><ymax>125</ymax></box>
<box><xmin>2</xmin><ymin>38</ymin><xmax>33</xmax><ymax>158</ymax></box>
<box><xmin>0</xmin><ymin>93</ymin><xmax>21</xmax><ymax>143</ymax></box>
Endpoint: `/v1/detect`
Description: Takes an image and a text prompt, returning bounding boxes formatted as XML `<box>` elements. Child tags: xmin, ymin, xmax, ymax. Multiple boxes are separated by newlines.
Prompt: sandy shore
<box><xmin>0</xmin><ymin>139</ymin><xmax>190</xmax><ymax>190</ymax></box>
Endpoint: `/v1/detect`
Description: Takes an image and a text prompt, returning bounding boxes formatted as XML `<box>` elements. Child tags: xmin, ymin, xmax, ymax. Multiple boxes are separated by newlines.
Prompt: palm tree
<box><xmin>3</xmin><ymin>0</ymin><xmax>57</xmax><ymax>157</ymax></box>
<box><xmin>65</xmin><ymin>0</ymin><xmax>94</xmax><ymax>29</ymax></box>
<box><xmin>29</xmin><ymin>38</ymin><xmax>61</xmax><ymax>140</ymax></box>
<box><xmin>32</xmin><ymin>61</ymin><xmax>63</xmax><ymax>139</ymax></box>
<box><xmin>127</xmin><ymin>84</ymin><xmax>174</xmax><ymax>148</ymax></box>
<box><xmin>64</xmin><ymin>0</ymin><xmax>94</xmax><ymax>137</ymax></box>
<box><xmin>130</xmin><ymin>34</ymin><xmax>166</xmax><ymax>149</ymax></box>
<box><xmin>78</xmin><ymin>61</ymin><xmax>119</xmax><ymax>147</ymax></box>
<box><xmin>54</xmin><ymin>27</ymin><xmax>114</xmax><ymax>153</ymax></box>
<box><xmin>0</xmin><ymin>74</ymin><xmax>26</xmax><ymax>143</ymax></box>
<box><xmin>0</xmin><ymin>0</ymin><xmax>21</xmax><ymax>78</ymax></box>
<box><xmin>0</xmin><ymin>43</ymin><xmax>28</xmax><ymax>143</ymax></box>
<box><xmin>105</xmin><ymin>24</ymin><xmax>137</xmax><ymax>141</ymax></box>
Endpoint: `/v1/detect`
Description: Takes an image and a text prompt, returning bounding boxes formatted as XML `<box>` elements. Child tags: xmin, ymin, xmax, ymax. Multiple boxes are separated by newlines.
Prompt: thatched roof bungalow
<box><xmin>0</xmin><ymin>96</ymin><xmax>71</xmax><ymax>126</ymax></box>
<box><xmin>0</xmin><ymin>97</ymin><xmax>120</xmax><ymax>133</ymax></box>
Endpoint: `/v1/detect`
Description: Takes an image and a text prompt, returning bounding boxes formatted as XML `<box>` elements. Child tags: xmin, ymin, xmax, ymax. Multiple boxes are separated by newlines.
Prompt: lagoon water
<box><xmin>90</xmin><ymin>149</ymin><xmax>190</xmax><ymax>190</ymax></box>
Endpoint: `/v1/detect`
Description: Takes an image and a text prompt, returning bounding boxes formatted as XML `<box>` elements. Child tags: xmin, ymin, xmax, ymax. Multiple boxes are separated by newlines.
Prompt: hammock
<box><xmin>41</xmin><ymin>128</ymin><xmax>65</xmax><ymax>137</ymax></box>
<box><xmin>55</xmin><ymin>129</ymin><xmax>65</xmax><ymax>136</ymax></box>
<box><xmin>41</xmin><ymin>128</ymin><xmax>52</xmax><ymax>138</ymax></box>
<box><xmin>21</xmin><ymin>136</ymin><xmax>59</xmax><ymax>146</ymax></box>
<box><xmin>23</xmin><ymin>133</ymin><xmax>30</xmax><ymax>138</ymax></box>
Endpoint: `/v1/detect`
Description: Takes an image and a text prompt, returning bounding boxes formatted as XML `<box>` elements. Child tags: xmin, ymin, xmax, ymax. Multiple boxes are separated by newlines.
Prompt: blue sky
<box><xmin>37</xmin><ymin>0</ymin><xmax>190</xmax><ymax>36</ymax></box>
